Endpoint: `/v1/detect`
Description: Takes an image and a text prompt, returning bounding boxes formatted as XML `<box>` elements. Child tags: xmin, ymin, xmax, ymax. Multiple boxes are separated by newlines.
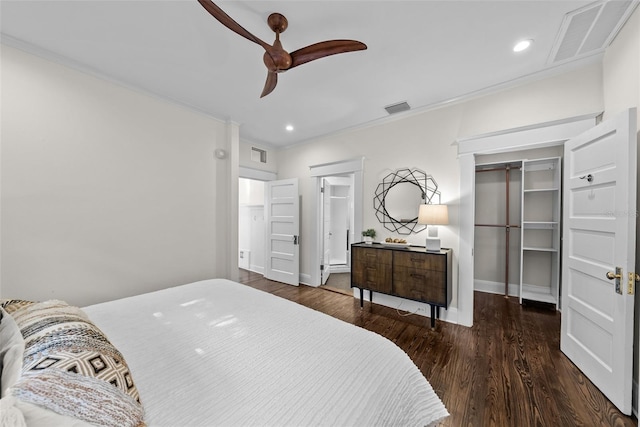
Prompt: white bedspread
<box><xmin>84</xmin><ymin>279</ymin><xmax>448</xmax><ymax>427</ymax></box>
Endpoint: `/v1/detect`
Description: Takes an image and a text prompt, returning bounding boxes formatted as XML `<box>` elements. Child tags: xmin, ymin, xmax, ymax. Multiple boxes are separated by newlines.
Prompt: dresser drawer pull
<box><xmin>410</xmin><ymin>257</ymin><xmax>423</xmax><ymax>263</ymax></box>
<box><xmin>410</xmin><ymin>274</ymin><xmax>425</xmax><ymax>280</ymax></box>
<box><xmin>366</xmin><ymin>253</ymin><xmax>376</xmax><ymax>257</ymax></box>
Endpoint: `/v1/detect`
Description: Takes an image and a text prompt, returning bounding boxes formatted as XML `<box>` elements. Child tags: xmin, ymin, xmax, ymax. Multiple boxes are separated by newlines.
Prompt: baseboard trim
<box><xmin>474</xmin><ymin>279</ymin><xmax>519</xmax><ymax>297</ymax></box>
<box><xmin>249</xmin><ymin>265</ymin><xmax>264</xmax><ymax>275</ymax></box>
<box><xmin>300</xmin><ymin>273</ymin><xmax>314</xmax><ymax>287</ymax></box>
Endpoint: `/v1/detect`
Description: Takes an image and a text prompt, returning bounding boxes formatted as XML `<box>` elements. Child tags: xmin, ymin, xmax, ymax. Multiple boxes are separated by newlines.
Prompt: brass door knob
<box><xmin>606</xmin><ymin>271</ymin><xmax>622</xmax><ymax>280</ymax></box>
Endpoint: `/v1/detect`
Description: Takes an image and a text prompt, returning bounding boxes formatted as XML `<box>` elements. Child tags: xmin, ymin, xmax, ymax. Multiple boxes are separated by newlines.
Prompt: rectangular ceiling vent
<box><xmin>384</xmin><ymin>101</ymin><xmax>411</xmax><ymax>115</ymax></box>
<box><xmin>548</xmin><ymin>0</ymin><xmax>637</xmax><ymax>64</ymax></box>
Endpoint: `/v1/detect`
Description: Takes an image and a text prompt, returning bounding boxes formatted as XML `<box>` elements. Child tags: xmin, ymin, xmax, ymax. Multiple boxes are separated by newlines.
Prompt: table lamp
<box><xmin>418</xmin><ymin>204</ymin><xmax>449</xmax><ymax>251</ymax></box>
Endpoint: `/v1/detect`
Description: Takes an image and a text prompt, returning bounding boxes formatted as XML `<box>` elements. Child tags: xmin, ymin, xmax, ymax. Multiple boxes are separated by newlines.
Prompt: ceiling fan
<box><xmin>197</xmin><ymin>0</ymin><xmax>367</xmax><ymax>97</ymax></box>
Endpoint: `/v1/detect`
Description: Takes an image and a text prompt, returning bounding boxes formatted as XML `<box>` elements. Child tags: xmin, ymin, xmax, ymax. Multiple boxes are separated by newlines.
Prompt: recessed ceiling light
<box><xmin>285</xmin><ymin>124</ymin><xmax>294</xmax><ymax>132</ymax></box>
<box><xmin>513</xmin><ymin>39</ymin><xmax>533</xmax><ymax>52</ymax></box>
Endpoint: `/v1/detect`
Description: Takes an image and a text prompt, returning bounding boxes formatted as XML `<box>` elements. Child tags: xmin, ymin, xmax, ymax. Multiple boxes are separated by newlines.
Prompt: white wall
<box><xmin>1</xmin><ymin>45</ymin><xmax>229</xmax><ymax>307</ymax></box>
<box><xmin>277</xmin><ymin>61</ymin><xmax>604</xmax><ymax>319</ymax></box>
<box><xmin>603</xmin><ymin>6</ymin><xmax>639</xmax><ymax>123</ymax></box>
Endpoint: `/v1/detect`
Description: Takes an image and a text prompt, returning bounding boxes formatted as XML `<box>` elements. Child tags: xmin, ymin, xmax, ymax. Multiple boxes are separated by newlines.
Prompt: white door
<box><xmin>562</xmin><ymin>108</ymin><xmax>637</xmax><ymax>415</ymax></box>
<box><xmin>265</xmin><ymin>178</ymin><xmax>300</xmax><ymax>286</ymax></box>
<box><xmin>321</xmin><ymin>179</ymin><xmax>332</xmax><ymax>285</ymax></box>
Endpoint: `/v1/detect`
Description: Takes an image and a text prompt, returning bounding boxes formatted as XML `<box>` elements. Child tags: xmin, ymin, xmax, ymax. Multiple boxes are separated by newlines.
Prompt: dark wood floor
<box><xmin>237</xmin><ymin>270</ymin><xmax>637</xmax><ymax>427</ymax></box>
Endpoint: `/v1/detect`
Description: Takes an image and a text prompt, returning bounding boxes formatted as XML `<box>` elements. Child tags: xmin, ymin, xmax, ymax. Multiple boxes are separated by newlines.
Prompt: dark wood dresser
<box><xmin>351</xmin><ymin>242</ymin><xmax>452</xmax><ymax>328</ymax></box>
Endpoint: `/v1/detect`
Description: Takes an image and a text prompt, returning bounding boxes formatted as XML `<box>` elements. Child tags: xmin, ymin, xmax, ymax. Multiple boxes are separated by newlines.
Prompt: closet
<box><xmin>474</xmin><ymin>162</ymin><xmax>522</xmax><ymax>297</ymax></box>
<box><xmin>474</xmin><ymin>150</ymin><xmax>562</xmax><ymax>308</ymax></box>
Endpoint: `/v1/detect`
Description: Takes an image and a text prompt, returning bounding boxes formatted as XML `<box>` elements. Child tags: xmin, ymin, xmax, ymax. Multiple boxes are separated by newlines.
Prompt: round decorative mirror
<box><xmin>373</xmin><ymin>168</ymin><xmax>440</xmax><ymax>235</ymax></box>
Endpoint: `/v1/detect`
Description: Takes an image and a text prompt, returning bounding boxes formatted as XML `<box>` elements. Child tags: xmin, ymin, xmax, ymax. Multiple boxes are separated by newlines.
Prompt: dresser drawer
<box><xmin>393</xmin><ymin>251</ymin><xmax>445</xmax><ymax>272</ymax></box>
<box><xmin>351</xmin><ymin>247</ymin><xmax>392</xmax><ymax>293</ymax></box>
<box><xmin>393</xmin><ymin>267</ymin><xmax>447</xmax><ymax>305</ymax></box>
<box><xmin>352</xmin><ymin>264</ymin><xmax>392</xmax><ymax>293</ymax></box>
<box><xmin>352</xmin><ymin>247</ymin><xmax>392</xmax><ymax>266</ymax></box>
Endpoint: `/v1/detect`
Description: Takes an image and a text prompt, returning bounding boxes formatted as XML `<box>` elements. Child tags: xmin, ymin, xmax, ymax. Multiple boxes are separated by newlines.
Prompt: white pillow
<box><xmin>0</xmin><ymin>307</ymin><xmax>24</xmax><ymax>398</ymax></box>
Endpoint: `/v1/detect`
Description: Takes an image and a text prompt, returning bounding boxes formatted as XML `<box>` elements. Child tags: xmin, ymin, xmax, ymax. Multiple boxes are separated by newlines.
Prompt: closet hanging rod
<box><xmin>475</xmin><ymin>223</ymin><xmax>520</xmax><ymax>228</ymax></box>
<box><xmin>475</xmin><ymin>166</ymin><xmax>522</xmax><ymax>173</ymax></box>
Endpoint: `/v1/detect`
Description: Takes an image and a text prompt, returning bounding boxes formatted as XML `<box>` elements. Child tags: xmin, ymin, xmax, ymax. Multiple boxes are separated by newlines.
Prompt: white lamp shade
<box><xmin>418</xmin><ymin>204</ymin><xmax>449</xmax><ymax>225</ymax></box>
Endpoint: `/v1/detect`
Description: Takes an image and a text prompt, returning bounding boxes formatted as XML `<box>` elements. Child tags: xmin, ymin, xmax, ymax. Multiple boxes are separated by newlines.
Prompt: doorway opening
<box><xmin>472</xmin><ymin>146</ymin><xmax>563</xmax><ymax>304</ymax></box>
<box><xmin>318</xmin><ymin>176</ymin><xmax>354</xmax><ymax>295</ymax></box>
<box><xmin>238</xmin><ymin>177</ymin><xmax>266</xmax><ymax>275</ymax></box>
<box><xmin>310</xmin><ymin>158</ymin><xmax>364</xmax><ymax>288</ymax></box>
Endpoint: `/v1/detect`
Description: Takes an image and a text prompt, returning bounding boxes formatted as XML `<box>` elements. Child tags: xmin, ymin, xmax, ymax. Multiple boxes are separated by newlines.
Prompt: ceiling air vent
<box><xmin>384</xmin><ymin>101</ymin><xmax>411</xmax><ymax>115</ymax></box>
<box><xmin>548</xmin><ymin>0</ymin><xmax>637</xmax><ymax>64</ymax></box>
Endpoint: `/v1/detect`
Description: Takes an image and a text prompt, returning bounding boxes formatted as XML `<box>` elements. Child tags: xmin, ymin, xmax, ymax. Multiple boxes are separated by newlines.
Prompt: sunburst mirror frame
<box><xmin>373</xmin><ymin>168</ymin><xmax>440</xmax><ymax>235</ymax></box>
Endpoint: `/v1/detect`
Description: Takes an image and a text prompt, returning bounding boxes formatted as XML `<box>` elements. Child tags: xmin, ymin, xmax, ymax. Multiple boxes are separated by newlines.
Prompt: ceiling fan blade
<box><xmin>289</xmin><ymin>40</ymin><xmax>367</xmax><ymax>69</ymax></box>
<box><xmin>197</xmin><ymin>0</ymin><xmax>271</xmax><ymax>50</ymax></box>
<box><xmin>260</xmin><ymin>72</ymin><xmax>278</xmax><ymax>98</ymax></box>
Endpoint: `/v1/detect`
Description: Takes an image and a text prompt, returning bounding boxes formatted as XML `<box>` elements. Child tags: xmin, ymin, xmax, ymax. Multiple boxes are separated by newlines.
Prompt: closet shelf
<box><xmin>522</xmin><ymin>221</ymin><xmax>558</xmax><ymax>229</ymax></box>
<box><xmin>523</xmin><ymin>246</ymin><xmax>558</xmax><ymax>252</ymax></box>
<box><xmin>523</xmin><ymin>188</ymin><xmax>559</xmax><ymax>193</ymax></box>
<box><xmin>521</xmin><ymin>285</ymin><xmax>557</xmax><ymax>304</ymax></box>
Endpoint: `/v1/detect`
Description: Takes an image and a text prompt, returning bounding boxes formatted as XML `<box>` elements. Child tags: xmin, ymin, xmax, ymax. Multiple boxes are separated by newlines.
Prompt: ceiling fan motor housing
<box><xmin>264</xmin><ymin>50</ymin><xmax>292</xmax><ymax>72</ymax></box>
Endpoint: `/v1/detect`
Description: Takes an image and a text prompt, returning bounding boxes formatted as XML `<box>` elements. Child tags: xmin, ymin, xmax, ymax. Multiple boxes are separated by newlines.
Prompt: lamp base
<box><xmin>425</xmin><ymin>238</ymin><xmax>441</xmax><ymax>252</ymax></box>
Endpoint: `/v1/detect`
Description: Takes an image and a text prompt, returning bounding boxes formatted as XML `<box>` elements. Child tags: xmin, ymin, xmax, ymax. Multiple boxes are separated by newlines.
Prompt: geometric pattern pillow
<box><xmin>22</xmin><ymin>349</ymin><xmax>140</xmax><ymax>403</ymax></box>
<box><xmin>1</xmin><ymin>299</ymin><xmax>145</xmax><ymax>427</ymax></box>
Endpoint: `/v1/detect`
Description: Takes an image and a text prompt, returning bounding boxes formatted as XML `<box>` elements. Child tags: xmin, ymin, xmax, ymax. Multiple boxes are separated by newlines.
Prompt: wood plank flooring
<box><xmin>237</xmin><ymin>269</ymin><xmax>637</xmax><ymax>427</ymax></box>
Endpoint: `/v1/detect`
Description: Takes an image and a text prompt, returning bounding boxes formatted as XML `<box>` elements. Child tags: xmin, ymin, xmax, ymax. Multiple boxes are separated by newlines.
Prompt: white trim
<box><xmin>309</xmin><ymin>157</ymin><xmax>364</xmax><ymax>177</ymax></box>
<box><xmin>299</xmin><ymin>273</ymin><xmax>313</xmax><ymax>287</ymax></box>
<box><xmin>329</xmin><ymin>265</ymin><xmax>351</xmax><ymax>274</ymax></box>
<box><xmin>456</xmin><ymin>113</ymin><xmax>601</xmax><ymax>156</ymax></box>
<box><xmin>474</xmin><ymin>279</ymin><xmax>519</xmax><ymax>297</ymax></box>
<box><xmin>248</xmin><ymin>265</ymin><xmax>264</xmax><ymax>275</ymax></box>
<box><xmin>457</xmin><ymin>114</ymin><xmax>598</xmax><ymax>328</ymax></box>
<box><xmin>239</xmin><ymin>166</ymin><xmax>277</xmax><ymax>181</ymax></box>
<box><xmin>458</xmin><ymin>154</ymin><xmax>476</xmax><ymax>327</ymax></box>
<box><xmin>634</xmin><ymin>378</ymin><xmax>639</xmax><ymax>418</ymax></box>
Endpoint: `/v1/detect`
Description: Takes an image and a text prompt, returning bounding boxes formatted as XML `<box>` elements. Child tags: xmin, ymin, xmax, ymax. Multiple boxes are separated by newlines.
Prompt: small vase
<box><xmin>364</xmin><ymin>236</ymin><xmax>373</xmax><ymax>244</ymax></box>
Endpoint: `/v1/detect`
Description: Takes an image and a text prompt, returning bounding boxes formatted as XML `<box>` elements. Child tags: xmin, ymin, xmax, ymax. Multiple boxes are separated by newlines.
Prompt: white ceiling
<box><xmin>1</xmin><ymin>1</ymin><xmax>637</xmax><ymax>148</ymax></box>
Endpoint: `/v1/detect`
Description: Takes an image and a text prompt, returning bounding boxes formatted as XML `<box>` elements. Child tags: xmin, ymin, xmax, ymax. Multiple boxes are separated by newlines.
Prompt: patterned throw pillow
<box><xmin>1</xmin><ymin>299</ymin><xmax>145</xmax><ymax>427</ymax></box>
<box><xmin>1</xmin><ymin>300</ymin><xmax>35</xmax><ymax>315</ymax></box>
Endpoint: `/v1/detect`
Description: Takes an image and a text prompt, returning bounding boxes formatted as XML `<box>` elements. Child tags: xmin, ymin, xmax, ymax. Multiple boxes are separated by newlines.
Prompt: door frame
<box><xmin>456</xmin><ymin>113</ymin><xmax>599</xmax><ymax>327</ymax></box>
<box><xmin>310</xmin><ymin>158</ymin><xmax>364</xmax><ymax>287</ymax></box>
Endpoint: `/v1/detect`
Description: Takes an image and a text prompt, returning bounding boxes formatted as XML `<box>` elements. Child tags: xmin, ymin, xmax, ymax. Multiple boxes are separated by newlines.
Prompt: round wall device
<box><xmin>214</xmin><ymin>148</ymin><xmax>227</xmax><ymax>159</ymax></box>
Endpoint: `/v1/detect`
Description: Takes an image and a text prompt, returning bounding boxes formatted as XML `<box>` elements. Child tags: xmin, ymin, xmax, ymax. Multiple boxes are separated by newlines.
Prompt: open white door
<box><xmin>321</xmin><ymin>179</ymin><xmax>332</xmax><ymax>285</ymax></box>
<box><xmin>562</xmin><ymin>108</ymin><xmax>637</xmax><ymax>415</ymax></box>
<box><xmin>265</xmin><ymin>178</ymin><xmax>300</xmax><ymax>286</ymax></box>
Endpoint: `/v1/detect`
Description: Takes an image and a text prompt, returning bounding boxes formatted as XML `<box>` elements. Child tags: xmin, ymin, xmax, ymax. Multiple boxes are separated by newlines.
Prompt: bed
<box><xmin>0</xmin><ymin>279</ymin><xmax>448</xmax><ymax>426</ymax></box>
